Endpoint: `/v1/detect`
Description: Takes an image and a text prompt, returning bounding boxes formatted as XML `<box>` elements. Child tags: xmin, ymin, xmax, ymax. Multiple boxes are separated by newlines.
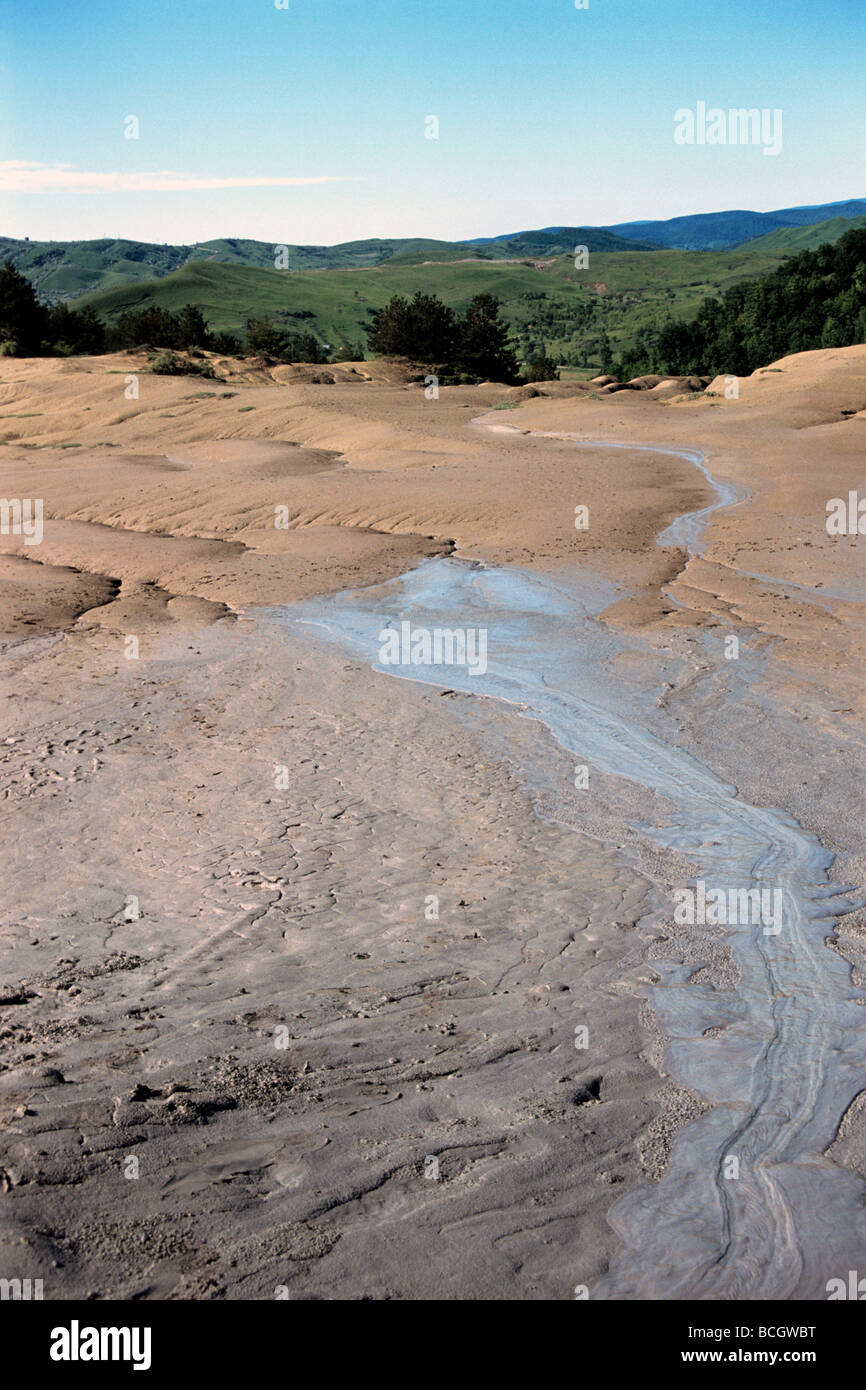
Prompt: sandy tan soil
<box><xmin>1</xmin><ymin>346</ymin><xmax>865</xmax><ymax>1298</ymax></box>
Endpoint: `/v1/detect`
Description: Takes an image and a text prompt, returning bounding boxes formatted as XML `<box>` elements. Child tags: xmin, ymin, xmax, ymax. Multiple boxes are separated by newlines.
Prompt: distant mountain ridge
<box><xmin>2</xmin><ymin>198</ymin><xmax>864</xmax><ymax>305</ymax></box>
<box><xmin>739</xmin><ymin>215</ymin><xmax>866</xmax><ymax>253</ymax></box>
<box><xmin>601</xmin><ymin>198</ymin><xmax>866</xmax><ymax>250</ymax></box>
<box><xmin>0</xmin><ymin>227</ymin><xmax>652</xmax><ymax>303</ymax></box>
<box><xmin>464</xmin><ymin>199</ymin><xmax>866</xmax><ymax>253</ymax></box>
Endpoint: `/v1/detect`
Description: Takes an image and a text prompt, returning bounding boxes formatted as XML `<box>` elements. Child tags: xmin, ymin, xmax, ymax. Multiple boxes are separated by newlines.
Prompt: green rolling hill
<box><xmin>735</xmin><ymin>215</ymin><xmax>866</xmax><ymax>253</ymax></box>
<box><xmin>3</xmin><ymin>206</ymin><xmax>864</xmax><ymax>316</ymax></box>
<box><xmin>80</xmin><ymin>244</ymin><xmax>789</xmax><ymax>371</ymax></box>
<box><xmin>12</xmin><ymin>209</ymin><xmax>862</xmax><ymax>373</ymax></box>
<box><xmin>0</xmin><ymin>237</ymin><xmax>190</xmax><ymax>300</ymax></box>
<box><xmin>0</xmin><ymin>227</ymin><xmax>651</xmax><ymax>304</ymax></box>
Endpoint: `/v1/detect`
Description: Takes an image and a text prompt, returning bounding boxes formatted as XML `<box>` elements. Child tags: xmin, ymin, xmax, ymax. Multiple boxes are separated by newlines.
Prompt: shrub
<box><xmin>245</xmin><ymin>316</ymin><xmax>329</xmax><ymax>362</ymax></box>
<box><xmin>523</xmin><ymin>352</ymin><xmax>559</xmax><ymax>382</ymax></box>
<box><xmin>151</xmin><ymin>350</ymin><xmax>216</xmax><ymax>377</ymax></box>
<box><xmin>45</xmin><ymin>303</ymin><xmax>105</xmax><ymax>354</ymax></box>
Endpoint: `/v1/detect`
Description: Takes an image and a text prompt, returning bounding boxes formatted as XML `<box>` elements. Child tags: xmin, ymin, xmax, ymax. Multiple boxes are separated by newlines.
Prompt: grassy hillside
<box><xmin>462</xmin><ymin>226</ymin><xmax>659</xmax><ymax>256</ymax></box>
<box><xmin>187</xmin><ymin>236</ymin><xmax>499</xmax><ymax>271</ymax></box>
<box><xmin>81</xmin><ymin>244</ymin><xmax>788</xmax><ymax>371</ymax></box>
<box><xmin>735</xmin><ymin>215</ymin><xmax>866</xmax><ymax>253</ymax></box>
<box><xmin>617</xmin><ymin>226</ymin><xmax>866</xmax><ymax>378</ymax></box>
<box><xmin>0</xmin><ymin>227</ymin><xmax>651</xmax><ymax>304</ymax></box>
<box><xmin>0</xmin><ymin>235</ymin><xmax>490</xmax><ymax>300</ymax></box>
<box><xmin>0</xmin><ymin>238</ymin><xmax>190</xmax><ymax>300</ymax></box>
<box><xmin>4</xmin><ymin>206</ymin><xmax>865</xmax><ymax>307</ymax></box>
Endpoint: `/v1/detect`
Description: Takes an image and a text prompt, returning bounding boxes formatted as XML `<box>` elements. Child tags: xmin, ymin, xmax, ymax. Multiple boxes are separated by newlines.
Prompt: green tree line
<box><xmin>0</xmin><ymin>260</ymin><xmax>329</xmax><ymax>363</ymax></box>
<box><xmin>616</xmin><ymin>227</ymin><xmax>866</xmax><ymax>378</ymax></box>
<box><xmin>0</xmin><ymin>262</ymin><xmax>542</xmax><ymax>383</ymax></box>
<box><xmin>367</xmin><ymin>290</ymin><xmax>532</xmax><ymax>382</ymax></box>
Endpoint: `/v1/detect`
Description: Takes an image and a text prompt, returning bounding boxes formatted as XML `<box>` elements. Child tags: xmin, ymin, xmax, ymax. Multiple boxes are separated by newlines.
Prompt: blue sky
<box><xmin>1</xmin><ymin>0</ymin><xmax>863</xmax><ymax>244</ymax></box>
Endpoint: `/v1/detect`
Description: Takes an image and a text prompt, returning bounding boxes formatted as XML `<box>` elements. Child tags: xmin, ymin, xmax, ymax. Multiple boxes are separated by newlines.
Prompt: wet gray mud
<box><xmin>283</xmin><ymin>429</ymin><xmax>866</xmax><ymax>1300</ymax></box>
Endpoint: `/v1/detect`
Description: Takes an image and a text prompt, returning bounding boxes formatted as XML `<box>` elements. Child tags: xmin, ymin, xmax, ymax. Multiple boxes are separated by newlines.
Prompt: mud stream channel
<box><xmin>285</xmin><ymin>423</ymin><xmax>866</xmax><ymax>1299</ymax></box>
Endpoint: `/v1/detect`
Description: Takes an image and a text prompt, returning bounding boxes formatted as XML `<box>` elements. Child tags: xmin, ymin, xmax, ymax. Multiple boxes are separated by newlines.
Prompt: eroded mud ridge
<box><xmin>293</xmin><ymin>440</ymin><xmax>866</xmax><ymax>1299</ymax></box>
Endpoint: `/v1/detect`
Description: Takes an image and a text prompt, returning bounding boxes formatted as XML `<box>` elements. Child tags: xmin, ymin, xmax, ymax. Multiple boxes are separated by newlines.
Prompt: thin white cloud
<box><xmin>0</xmin><ymin>162</ymin><xmax>359</xmax><ymax>193</ymax></box>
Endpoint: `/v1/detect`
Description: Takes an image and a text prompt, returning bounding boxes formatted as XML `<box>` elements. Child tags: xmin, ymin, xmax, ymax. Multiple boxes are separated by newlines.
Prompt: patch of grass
<box><xmin>491</xmin><ymin>399</ymin><xmax>521</xmax><ymax>410</ymax></box>
<box><xmin>182</xmin><ymin>391</ymin><xmax>219</xmax><ymax>399</ymax></box>
<box><xmin>60</xmin><ymin>441</ymin><xmax>82</xmax><ymax>447</ymax></box>
<box><xmin>237</xmin><ymin>405</ymin><xmax>255</xmax><ymax>412</ymax></box>
<box><xmin>220</xmin><ymin>391</ymin><xmax>238</xmax><ymax>398</ymax></box>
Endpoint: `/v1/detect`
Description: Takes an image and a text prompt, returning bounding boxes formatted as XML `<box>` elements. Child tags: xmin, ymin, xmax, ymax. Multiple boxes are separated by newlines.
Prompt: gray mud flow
<box><xmin>283</xmin><ymin>433</ymin><xmax>866</xmax><ymax>1299</ymax></box>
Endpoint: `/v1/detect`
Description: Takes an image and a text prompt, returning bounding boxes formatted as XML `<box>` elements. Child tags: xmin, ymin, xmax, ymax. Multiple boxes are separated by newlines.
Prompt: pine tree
<box><xmin>457</xmin><ymin>295</ymin><xmax>519</xmax><ymax>382</ymax></box>
<box><xmin>0</xmin><ymin>260</ymin><xmax>46</xmax><ymax>354</ymax></box>
<box><xmin>175</xmin><ymin>303</ymin><xmax>209</xmax><ymax>350</ymax></box>
<box><xmin>368</xmin><ymin>291</ymin><xmax>456</xmax><ymax>363</ymax></box>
